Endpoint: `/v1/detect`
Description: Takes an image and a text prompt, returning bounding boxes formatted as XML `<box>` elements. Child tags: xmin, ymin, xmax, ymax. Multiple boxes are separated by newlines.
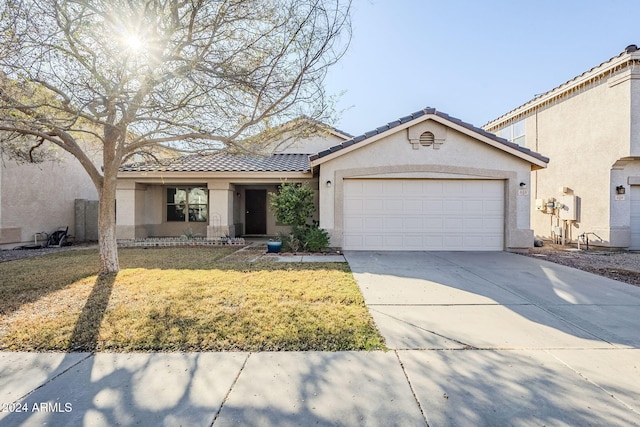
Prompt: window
<box><xmin>498</xmin><ymin>119</ymin><xmax>526</xmax><ymax>147</ymax></box>
<box><xmin>167</xmin><ymin>187</ymin><xmax>208</xmax><ymax>222</ymax></box>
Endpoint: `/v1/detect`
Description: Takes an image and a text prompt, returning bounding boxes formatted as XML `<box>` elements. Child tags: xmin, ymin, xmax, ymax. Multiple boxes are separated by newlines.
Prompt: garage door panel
<box><xmin>424</xmin><ymin>218</ymin><xmax>444</xmax><ymax>230</ymax></box>
<box><xmin>384</xmin><ymin>217</ymin><xmax>404</xmax><ymax>229</ymax></box>
<box><xmin>404</xmin><ymin>217</ymin><xmax>423</xmax><ymax>230</ymax></box>
<box><xmin>464</xmin><ymin>217</ymin><xmax>484</xmax><ymax>229</ymax></box>
<box><xmin>383</xmin><ymin>199</ymin><xmax>404</xmax><ymax>212</ymax></box>
<box><xmin>363</xmin><ymin>181</ymin><xmax>383</xmax><ymax>194</ymax></box>
<box><xmin>344</xmin><ymin>199</ymin><xmax>364</xmax><ymax>214</ymax></box>
<box><xmin>344</xmin><ymin>217</ymin><xmax>365</xmax><ymax>231</ymax></box>
<box><xmin>425</xmin><ymin>200</ymin><xmax>444</xmax><ymax>212</ymax></box>
<box><xmin>364</xmin><ymin>217</ymin><xmax>383</xmax><ymax>229</ymax></box>
<box><xmin>404</xmin><ymin>181</ymin><xmax>424</xmax><ymax>194</ymax></box>
<box><xmin>343</xmin><ymin>179</ymin><xmax>504</xmax><ymax>251</ymax></box>
<box><xmin>444</xmin><ymin>217</ymin><xmax>464</xmax><ymax>229</ymax></box>
<box><xmin>364</xmin><ymin>235</ymin><xmax>384</xmax><ymax>247</ymax></box>
<box><xmin>405</xmin><ymin>199</ymin><xmax>424</xmax><ymax>212</ymax></box>
<box><xmin>363</xmin><ymin>200</ymin><xmax>383</xmax><ymax>212</ymax></box>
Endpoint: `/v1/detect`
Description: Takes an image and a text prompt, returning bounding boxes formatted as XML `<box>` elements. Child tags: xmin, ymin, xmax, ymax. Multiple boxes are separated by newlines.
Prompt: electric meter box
<box><xmin>559</xmin><ymin>195</ymin><xmax>578</xmax><ymax>221</ymax></box>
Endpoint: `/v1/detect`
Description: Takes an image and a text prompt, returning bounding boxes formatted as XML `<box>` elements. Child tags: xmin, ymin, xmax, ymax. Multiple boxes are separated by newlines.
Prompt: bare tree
<box><xmin>0</xmin><ymin>0</ymin><xmax>351</xmax><ymax>274</ymax></box>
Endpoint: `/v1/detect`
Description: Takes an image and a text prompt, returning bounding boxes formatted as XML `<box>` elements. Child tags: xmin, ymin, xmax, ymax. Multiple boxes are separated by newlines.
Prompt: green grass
<box><xmin>0</xmin><ymin>247</ymin><xmax>385</xmax><ymax>352</ymax></box>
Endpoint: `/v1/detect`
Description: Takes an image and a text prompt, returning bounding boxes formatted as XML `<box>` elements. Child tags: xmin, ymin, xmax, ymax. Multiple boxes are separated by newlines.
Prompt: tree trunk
<box><xmin>97</xmin><ymin>176</ymin><xmax>120</xmax><ymax>275</ymax></box>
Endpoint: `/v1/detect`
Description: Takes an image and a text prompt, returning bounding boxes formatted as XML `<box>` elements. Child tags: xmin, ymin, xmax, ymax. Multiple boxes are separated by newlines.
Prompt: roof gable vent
<box><xmin>419</xmin><ymin>131</ymin><xmax>435</xmax><ymax>147</ymax></box>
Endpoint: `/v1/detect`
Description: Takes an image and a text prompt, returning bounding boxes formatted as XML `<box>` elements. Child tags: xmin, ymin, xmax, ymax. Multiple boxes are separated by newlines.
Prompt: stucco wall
<box><xmin>523</xmin><ymin>75</ymin><xmax>632</xmax><ymax>245</ymax></box>
<box><xmin>116</xmin><ymin>179</ymin><xmax>320</xmax><ymax>239</ymax></box>
<box><xmin>0</xmin><ymin>149</ymin><xmax>98</xmax><ymax>246</ymax></box>
<box><xmin>316</xmin><ymin>119</ymin><xmax>535</xmax><ymax>250</ymax></box>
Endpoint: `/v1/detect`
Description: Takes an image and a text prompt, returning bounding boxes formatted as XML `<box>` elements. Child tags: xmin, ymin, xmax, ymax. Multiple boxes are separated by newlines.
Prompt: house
<box><xmin>116</xmin><ymin>123</ymin><xmax>352</xmax><ymax>239</ymax></box>
<box><xmin>0</xmin><ymin>148</ymin><xmax>99</xmax><ymax>248</ymax></box>
<box><xmin>117</xmin><ymin>109</ymin><xmax>548</xmax><ymax>251</ymax></box>
<box><xmin>484</xmin><ymin>45</ymin><xmax>640</xmax><ymax>249</ymax></box>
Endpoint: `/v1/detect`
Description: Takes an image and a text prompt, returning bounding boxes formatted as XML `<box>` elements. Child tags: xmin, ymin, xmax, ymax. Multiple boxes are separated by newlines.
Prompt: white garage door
<box><xmin>630</xmin><ymin>186</ymin><xmax>640</xmax><ymax>250</ymax></box>
<box><xmin>343</xmin><ymin>179</ymin><xmax>504</xmax><ymax>251</ymax></box>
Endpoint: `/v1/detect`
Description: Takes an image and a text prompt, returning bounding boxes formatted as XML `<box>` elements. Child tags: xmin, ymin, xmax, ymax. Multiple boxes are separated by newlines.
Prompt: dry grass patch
<box><xmin>0</xmin><ymin>247</ymin><xmax>384</xmax><ymax>352</ymax></box>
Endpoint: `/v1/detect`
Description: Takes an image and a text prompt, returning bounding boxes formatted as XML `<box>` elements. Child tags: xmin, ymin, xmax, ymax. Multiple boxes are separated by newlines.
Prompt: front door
<box><xmin>245</xmin><ymin>190</ymin><xmax>267</xmax><ymax>234</ymax></box>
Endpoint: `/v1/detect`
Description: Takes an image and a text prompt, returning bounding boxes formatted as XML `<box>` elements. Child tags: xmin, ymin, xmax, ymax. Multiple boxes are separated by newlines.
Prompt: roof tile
<box><xmin>120</xmin><ymin>153</ymin><xmax>311</xmax><ymax>173</ymax></box>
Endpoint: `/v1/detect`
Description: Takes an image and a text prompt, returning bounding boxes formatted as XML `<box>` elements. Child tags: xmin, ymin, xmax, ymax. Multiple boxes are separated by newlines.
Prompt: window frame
<box><xmin>166</xmin><ymin>186</ymin><xmax>208</xmax><ymax>223</ymax></box>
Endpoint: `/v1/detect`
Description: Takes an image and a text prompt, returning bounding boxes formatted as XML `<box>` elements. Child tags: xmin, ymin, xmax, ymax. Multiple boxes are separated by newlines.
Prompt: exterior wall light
<box><xmin>326</xmin><ymin>180</ymin><xmax>332</xmax><ymax>188</ymax></box>
<box><xmin>616</xmin><ymin>185</ymin><xmax>626</xmax><ymax>195</ymax></box>
<box><xmin>519</xmin><ymin>182</ymin><xmax>527</xmax><ymax>188</ymax></box>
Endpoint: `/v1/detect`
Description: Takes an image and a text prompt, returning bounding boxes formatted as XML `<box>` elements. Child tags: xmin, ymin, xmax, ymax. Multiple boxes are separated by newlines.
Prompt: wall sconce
<box><xmin>236</xmin><ymin>192</ymin><xmax>241</xmax><ymax>197</ymax></box>
<box><xmin>326</xmin><ymin>180</ymin><xmax>332</xmax><ymax>188</ymax></box>
<box><xmin>616</xmin><ymin>185</ymin><xmax>626</xmax><ymax>195</ymax></box>
<box><xmin>519</xmin><ymin>182</ymin><xmax>527</xmax><ymax>188</ymax></box>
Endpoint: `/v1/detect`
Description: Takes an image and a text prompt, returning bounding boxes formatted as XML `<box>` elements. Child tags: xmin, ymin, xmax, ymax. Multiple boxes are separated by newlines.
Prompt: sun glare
<box><xmin>123</xmin><ymin>31</ymin><xmax>144</xmax><ymax>53</ymax></box>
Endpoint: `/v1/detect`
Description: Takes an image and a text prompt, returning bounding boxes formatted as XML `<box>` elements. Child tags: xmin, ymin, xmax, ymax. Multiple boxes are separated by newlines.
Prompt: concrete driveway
<box><xmin>345</xmin><ymin>251</ymin><xmax>640</xmax><ymax>426</ymax></box>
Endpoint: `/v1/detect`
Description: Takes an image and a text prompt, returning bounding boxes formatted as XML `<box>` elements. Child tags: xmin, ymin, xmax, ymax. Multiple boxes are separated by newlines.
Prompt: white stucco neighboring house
<box><xmin>0</xmin><ymin>148</ymin><xmax>99</xmax><ymax>248</ymax></box>
<box><xmin>484</xmin><ymin>45</ymin><xmax>640</xmax><ymax>249</ymax></box>
<box><xmin>117</xmin><ymin>109</ymin><xmax>548</xmax><ymax>251</ymax></box>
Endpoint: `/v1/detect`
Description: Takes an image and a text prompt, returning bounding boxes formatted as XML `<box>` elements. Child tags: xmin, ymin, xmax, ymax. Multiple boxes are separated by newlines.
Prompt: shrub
<box><xmin>303</xmin><ymin>225</ymin><xmax>330</xmax><ymax>252</ymax></box>
<box><xmin>269</xmin><ymin>183</ymin><xmax>315</xmax><ymax>227</ymax></box>
<box><xmin>270</xmin><ymin>182</ymin><xmax>330</xmax><ymax>252</ymax></box>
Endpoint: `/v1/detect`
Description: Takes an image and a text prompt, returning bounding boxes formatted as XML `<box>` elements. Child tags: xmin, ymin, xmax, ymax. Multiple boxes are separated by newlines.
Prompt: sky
<box><xmin>324</xmin><ymin>0</ymin><xmax>640</xmax><ymax>135</ymax></box>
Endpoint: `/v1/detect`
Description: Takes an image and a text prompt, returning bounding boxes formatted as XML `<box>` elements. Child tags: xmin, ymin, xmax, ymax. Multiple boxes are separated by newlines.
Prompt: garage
<box><xmin>309</xmin><ymin>108</ymin><xmax>549</xmax><ymax>252</ymax></box>
<box><xmin>343</xmin><ymin>178</ymin><xmax>504</xmax><ymax>250</ymax></box>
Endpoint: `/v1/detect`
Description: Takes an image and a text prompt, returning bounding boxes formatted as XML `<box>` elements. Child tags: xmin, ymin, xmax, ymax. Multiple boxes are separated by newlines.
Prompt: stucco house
<box><xmin>117</xmin><ymin>108</ymin><xmax>548</xmax><ymax>251</ymax></box>
<box><xmin>0</xmin><ymin>149</ymin><xmax>98</xmax><ymax>248</ymax></box>
<box><xmin>484</xmin><ymin>45</ymin><xmax>640</xmax><ymax>249</ymax></box>
<box><xmin>116</xmin><ymin>123</ymin><xmax>352</xmax><ymax>240</ymax></box>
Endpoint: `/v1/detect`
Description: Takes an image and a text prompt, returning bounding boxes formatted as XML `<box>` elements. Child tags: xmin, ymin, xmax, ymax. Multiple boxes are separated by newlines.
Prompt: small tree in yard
<box><xmin>270</xmin><ymin>182</ymin><xmax>329</xmax><ymax>252</ymax></box>
<box><xmin>270</xmin><ymin>182</ymin><xmax>315</xmax><ymax>228</ymax></box>
<box><xmin>0</xmin><ymin>0</ymin><xmax>351</xmax><ymax>275</ymax></box>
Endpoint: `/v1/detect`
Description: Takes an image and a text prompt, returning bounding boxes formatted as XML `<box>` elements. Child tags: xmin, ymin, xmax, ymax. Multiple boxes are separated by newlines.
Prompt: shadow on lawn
<box><xmin>68</xmin><ymin>274</ymin><xmax>116</xmax><ymax>351</ymax></box>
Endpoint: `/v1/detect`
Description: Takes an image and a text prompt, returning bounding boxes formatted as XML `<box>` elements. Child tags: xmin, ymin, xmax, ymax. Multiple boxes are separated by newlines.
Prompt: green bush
<box><xmin>278</xmin><ymin>225</ymin><xmax>329</xmax><ymax>253</ymax></box>
<box><xmin>270</xmin><ymin>182</ymin><xmax>330</xmax><ymax>252</ymax></box>
<box><xmin>269</xmin><ymin>183</ymin><xmax>315</xmax><ymax>227</ymax></box>
<box><xmin>303</xmin><ymin>225</ymin><xmax>330</xmax><ymax>252</ymax></box>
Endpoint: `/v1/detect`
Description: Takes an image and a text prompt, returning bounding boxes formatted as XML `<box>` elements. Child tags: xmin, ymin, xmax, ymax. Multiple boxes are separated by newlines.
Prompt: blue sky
<box><xmin>325</xmin><ymin>0</ymin><xmax>640</xmax><ymax>134</ymax></box>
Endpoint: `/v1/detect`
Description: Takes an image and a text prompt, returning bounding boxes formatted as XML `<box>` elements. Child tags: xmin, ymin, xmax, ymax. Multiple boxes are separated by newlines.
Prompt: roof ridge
<box><xmin>309</xmin><ymin>107</ymin><xmax>548</xmax><ymax>164</ymax></box>
<box><xmin>484</xmin><ymin>46</ymin><xmax>636</xmax><ymax>128</ymax></box>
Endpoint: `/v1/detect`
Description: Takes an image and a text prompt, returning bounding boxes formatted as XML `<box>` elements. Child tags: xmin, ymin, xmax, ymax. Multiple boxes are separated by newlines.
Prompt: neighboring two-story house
<box><xmin>484</xmin><ymin>45</ymin><xmax>640</xmax><ymax>249</ymax></box>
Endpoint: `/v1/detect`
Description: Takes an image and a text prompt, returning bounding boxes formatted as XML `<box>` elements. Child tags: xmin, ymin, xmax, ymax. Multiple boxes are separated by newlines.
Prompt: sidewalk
<box><xmin>0</xmin><ymin>350</ymin><xmax>425</xmax><ymax>426</ymax></box>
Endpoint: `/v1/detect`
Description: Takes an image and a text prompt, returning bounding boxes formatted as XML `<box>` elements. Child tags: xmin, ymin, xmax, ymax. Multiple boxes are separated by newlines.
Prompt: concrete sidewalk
<box><xmin>0</xmin><ymin>351</ymin><xmax>424</xmax><ymax>426</ymax></box>
<box><xmin>1</xmin><ymin>251</ymin><xmax>640</xmax><ymax>426</ymax></box>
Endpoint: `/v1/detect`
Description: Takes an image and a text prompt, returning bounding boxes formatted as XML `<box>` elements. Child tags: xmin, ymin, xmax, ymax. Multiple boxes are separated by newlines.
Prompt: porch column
<box><xmin>207</xmin><ymin>182</ymin><xmax>236</xmax><ymax>238</ymax></box>
<box><xmin>116</xmin><ymin>181</ymin><xmax>148</xmax><ymax>239</ymax></box>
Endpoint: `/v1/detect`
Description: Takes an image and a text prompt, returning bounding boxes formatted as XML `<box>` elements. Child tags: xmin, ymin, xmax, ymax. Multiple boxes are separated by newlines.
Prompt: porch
<box><xmin>115</xmin><ymin>179</ymin><xmax>319</xmax><ymax>240</ymax></box>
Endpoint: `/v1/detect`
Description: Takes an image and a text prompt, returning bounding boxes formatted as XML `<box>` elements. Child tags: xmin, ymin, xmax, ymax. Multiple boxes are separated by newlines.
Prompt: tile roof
<box><xmin>484</xmin><ymin>46</ymin><xmax>640</xmax><ymax>129</ymax></box>
<box><xmin>309</xmin><ymin>107</ymin><xmax>549</xmax><ymax>164</ymax></box>
<box><xmin>120</xmin><ymin>152</ymin><xmax>311</xmax><ymax>173</ymax></box>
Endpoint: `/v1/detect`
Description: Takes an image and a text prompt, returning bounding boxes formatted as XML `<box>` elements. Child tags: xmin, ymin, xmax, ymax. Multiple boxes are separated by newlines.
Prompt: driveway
<box><xmin>345</xmin><ymin>251</ymin><xmax>640</xmax><ymax>426</ymax></box>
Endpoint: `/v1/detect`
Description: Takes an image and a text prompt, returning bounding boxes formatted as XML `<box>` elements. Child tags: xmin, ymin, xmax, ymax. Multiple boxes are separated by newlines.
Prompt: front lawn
<box><xmin>0</xmin><ymin>247</ymin><xmax>384</xmax><ymax>352</ymax></box>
